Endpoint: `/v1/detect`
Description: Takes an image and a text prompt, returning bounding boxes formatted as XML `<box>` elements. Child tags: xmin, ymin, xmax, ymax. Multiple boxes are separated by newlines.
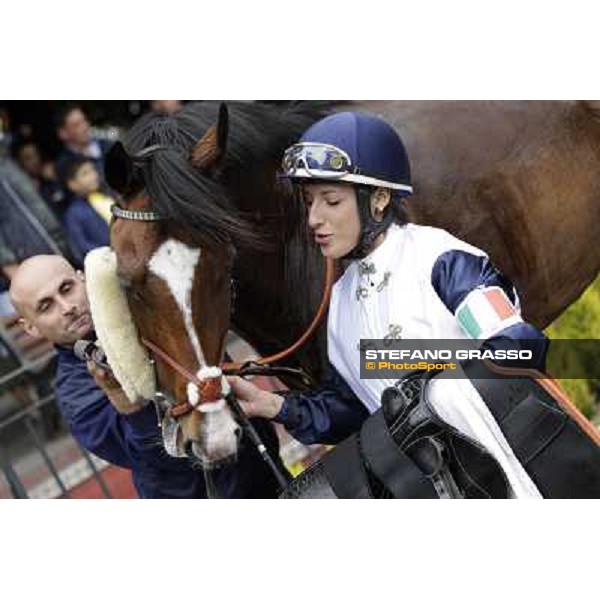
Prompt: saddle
<box><xmin>281</xmin><ymin>363</ymin><xmax>600</xmax><ymax>499</ymax></box>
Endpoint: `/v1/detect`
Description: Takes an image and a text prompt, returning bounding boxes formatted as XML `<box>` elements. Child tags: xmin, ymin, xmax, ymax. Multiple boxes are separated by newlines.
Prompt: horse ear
<box><xmin>105</xmin><ymin>141</ymin><xmax>135</xmax><ymax>196</ymax></box>
<box><xmin>190</xmin><ymin>102</ymin><xmax>229</xmax><ymax>173</ymax></box>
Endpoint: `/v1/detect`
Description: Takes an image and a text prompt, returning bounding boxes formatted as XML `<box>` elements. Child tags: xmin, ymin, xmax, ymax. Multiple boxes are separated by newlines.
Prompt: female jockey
<box><xmin>228</xmin><ymin>111</ymin><xmax>549</xmax><ymax>496</ymax></box>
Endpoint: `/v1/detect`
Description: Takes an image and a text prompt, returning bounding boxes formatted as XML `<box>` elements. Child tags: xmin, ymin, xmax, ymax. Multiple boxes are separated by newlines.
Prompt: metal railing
<box><xmin>0</xmin><ymin>350</ymin><xmax>113</xmax><ymax>499</ymax></box>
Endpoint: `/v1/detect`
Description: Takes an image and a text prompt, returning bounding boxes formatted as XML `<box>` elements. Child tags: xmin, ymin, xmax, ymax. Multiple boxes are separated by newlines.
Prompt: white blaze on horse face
<box><xmin>193</xmin><ymin>368</ymin><xmax>238</xmax><ymax>462</ymax></box>
<box><xmin>148</xmin><ymin>239</ymin><xmax>205</xmax><ymax>367</ymax></box>
<box><xmin>148</xmin><ymin>239</ymin><xmax>238</xmax><ymax>463</ymax></box>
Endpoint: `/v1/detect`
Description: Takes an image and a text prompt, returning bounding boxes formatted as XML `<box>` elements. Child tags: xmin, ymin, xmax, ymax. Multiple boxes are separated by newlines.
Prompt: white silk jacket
<box><xmin>327</xmin><ymin>223</ymin><xmax>542</xmax><ymax>497</ymax></box>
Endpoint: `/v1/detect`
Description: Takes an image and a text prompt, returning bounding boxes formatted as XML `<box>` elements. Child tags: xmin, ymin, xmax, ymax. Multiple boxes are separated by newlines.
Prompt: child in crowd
<box><xmin>63</xmin><ymin>156</ymin><xmax>113</xmax><ymax>262</ymax></box>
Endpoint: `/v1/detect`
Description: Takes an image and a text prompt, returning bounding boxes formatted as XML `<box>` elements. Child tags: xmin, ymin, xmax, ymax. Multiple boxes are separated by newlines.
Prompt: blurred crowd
<box><xmin>0</xmin><ymin>101</ymin><xmax>184</xmax><ymax>441</ymax></box>
<box><xmin>0</xmin><ymin>101</ymin><xmax>184</xmax><ymax>316</ymax></box>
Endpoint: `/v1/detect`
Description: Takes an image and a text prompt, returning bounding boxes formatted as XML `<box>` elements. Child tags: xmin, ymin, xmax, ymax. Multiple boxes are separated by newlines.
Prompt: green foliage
<box><xmin>546</xmin><ymin>277</ymin><xmax>600</xmax><ymax>418</ymax></box>
<box><xmin>551</xmin><ymin>379</ymin><xmax>596</xmax><ymax>418</ymax></box>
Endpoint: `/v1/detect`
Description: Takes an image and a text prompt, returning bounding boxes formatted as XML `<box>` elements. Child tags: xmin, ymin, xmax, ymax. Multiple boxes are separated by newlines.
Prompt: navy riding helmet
<box><xmin>281</xmin><ymin>111</ymin><xmax>413</xmax><ymax>258</ymax></box>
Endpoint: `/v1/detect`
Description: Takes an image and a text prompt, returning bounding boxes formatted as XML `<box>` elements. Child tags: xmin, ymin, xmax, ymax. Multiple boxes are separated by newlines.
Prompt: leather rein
<box><xmin>112</xmin><ymin>204</ymin><xmax>334</xmax><ymax>419</ymax></box>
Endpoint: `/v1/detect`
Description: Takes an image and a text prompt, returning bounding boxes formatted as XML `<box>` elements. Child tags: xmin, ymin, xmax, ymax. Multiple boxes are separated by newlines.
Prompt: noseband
<box><xmin>111</xmin><ymin>202</ymin><xmax>335</xmax><ymax>419</ymax></box>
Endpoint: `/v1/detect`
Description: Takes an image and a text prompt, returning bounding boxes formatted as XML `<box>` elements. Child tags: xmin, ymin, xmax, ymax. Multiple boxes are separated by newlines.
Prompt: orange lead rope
<box><xmin>483</xmin><ymin>361</ymin><xmax>600</xmax><ymax>446</ymax></box>
<box><xmin>537</xmin><ymin>378</ymin><xmax>600</xmax><ymax>446</ymax></box>
<box><xmin>221</xmin><ymin>257</ymin><xmax>336</xmax><ymax>373</ymax></box>
<box><xmin>140</xmin><ymin>257</ymin><xmax>335</xmax><ymax>416</ymax></box>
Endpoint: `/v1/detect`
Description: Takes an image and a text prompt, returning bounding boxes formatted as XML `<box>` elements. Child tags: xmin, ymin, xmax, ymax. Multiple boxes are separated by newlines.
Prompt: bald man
<box><xmin>11</xmin><ymin>255</ymin><xmax>93</xmax><ymax>345</ymax></box>
<box><xmin>9</xmin><ymin>255</ymin><xmax>283</xmax><ymax>498</ymax></box>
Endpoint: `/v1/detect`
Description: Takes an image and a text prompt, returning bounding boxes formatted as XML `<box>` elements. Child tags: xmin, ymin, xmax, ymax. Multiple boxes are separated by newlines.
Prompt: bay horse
<box><xmin>105</xmin><ymin>100</ymin><xmax>600</xmax><ymax>465</ymax></box>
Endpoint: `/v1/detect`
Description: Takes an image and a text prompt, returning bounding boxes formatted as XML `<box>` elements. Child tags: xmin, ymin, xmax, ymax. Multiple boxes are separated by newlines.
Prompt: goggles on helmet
<box><xmin>282</xmin><ymin>143</ymin><xmax>352</xmax><ymax>178</ymax></box>
<box><xmin>281</xmin><ymin>142</ymin><xmax>413</xmax><ymax>193</ymax></box>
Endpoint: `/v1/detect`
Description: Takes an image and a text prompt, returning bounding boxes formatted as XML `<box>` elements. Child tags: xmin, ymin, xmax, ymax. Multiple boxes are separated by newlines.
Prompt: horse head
<box><xmin>105</xmin><ymin>104</ymin><xmax>251</xmax><ymax>468</ymax></box>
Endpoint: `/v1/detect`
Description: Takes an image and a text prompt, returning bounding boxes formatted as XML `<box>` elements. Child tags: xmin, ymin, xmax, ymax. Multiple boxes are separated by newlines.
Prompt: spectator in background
<box><xmin>0</xmin><ymin>124</ymin><xmax>73</xmax><ymax>298</ymax></box>
<box><xmin>12</xmin><ymin>140</ymin><xmax>67</xmax><ymax>218</ymax></box>
<box><xmin>54</xmin><ymin>104</ymin><xmax>111</xmax><ymax>188</ymax></box>
<box><xmin>0</xmin><ymin>112</ymin><xmax>71</xmax><ymax>438</ymax></box>
<box><xmin>150</xmin><ymin>100</ymin><xmax>183</xmax><ymax>115</ymax></box>
<box><xmin>63</xmin><ymin>157</ymin><xmax>112</xmax><ymax>263</ymax></box>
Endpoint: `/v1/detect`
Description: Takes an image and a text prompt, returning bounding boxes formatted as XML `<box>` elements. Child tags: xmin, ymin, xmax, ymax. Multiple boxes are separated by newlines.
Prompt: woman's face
<box><xmin>302</xmin><ymin>182</ymin><xmax>361</xmax><ymax>259</ymax></box>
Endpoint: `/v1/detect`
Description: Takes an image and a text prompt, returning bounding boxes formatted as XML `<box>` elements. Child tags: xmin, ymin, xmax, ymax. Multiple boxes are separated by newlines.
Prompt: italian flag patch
<box><xmin>456</xmin><ymin>286</ymin><xmax>523</xmax><ymax>340</ymax></box>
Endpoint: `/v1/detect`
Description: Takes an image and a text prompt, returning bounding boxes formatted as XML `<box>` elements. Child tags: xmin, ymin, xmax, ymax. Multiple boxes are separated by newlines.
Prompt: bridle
<box><xmin>111</xmin><ymin>204</ymin><xmax>163</xmax><ymax>222</ymax></box>
<box><xmin>110</xmin><ymin>203</ymin><xmax>335</xmax><ymax>418</ymax></box>
<box><xmin>111</xmin><ymin>202</ymin><xmax>333</xmax><ymax>493</ymax></box>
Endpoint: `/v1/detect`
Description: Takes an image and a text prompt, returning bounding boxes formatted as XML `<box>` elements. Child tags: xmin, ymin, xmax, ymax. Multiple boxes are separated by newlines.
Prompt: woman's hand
<box><xmin>227</xmin><ymin>376</ymin><xmax>284</xmax><ymax>420</ymax></box>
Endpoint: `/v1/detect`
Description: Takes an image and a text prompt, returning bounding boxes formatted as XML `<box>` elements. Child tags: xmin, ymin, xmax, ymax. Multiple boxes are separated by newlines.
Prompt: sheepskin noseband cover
<box><xmin>84</xmin><ymin>247</ymin><xmax>156</xmax><ymax>404</ymax></box>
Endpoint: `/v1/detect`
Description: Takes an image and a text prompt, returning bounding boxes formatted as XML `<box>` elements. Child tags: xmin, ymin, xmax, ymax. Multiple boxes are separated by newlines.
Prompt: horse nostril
<box><xmin>234</xmin><ymin>426</ymin><xmax>242</xmax><ymax>441</ymax></box>
<box><xmin>184</xmin><ymin>440</ymin><xmax>195</xmax><ymax>458</ymax></box>
<box><xmin>116</xmin><ymin>270</ymin><xmax>133</xmax><ymax>291</ymax></box>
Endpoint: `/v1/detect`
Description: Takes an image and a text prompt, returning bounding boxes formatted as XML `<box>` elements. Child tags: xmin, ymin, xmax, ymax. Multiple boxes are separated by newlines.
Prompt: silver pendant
<box><xmin>376</xmin><ymin>271</ymin><xmax>392</xmax><ymax>292</ymax></box>
<box><xmin>355</xmin><ymin>286</ymin><xmax>369</xmax><ymax>301</ymax></box>
<box><xmin>358</xmin><ymin>261</ymin><xmax>376</xmax><ymax>276</ymax></box>
<box><xmin>383</xmin><ymin>323</ymin><xmax>403</xmax><ymax>346</ymax></box>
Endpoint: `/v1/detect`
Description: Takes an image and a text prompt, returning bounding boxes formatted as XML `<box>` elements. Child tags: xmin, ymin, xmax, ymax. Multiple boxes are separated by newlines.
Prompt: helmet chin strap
<box><xmin>343</xmin><ymin>186</ymin><xmax>395</xmax><ymax>260</ymax></box>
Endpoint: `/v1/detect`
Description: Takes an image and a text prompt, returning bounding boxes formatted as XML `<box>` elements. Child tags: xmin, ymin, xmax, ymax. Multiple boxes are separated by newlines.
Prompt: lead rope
<box><xmin>225</xmin><ymin>391</ymin><xmax>290</xmax><ymax>488</ymax></box>
<box><xmin>221</xmin><ymin>257</ymin><xmax>335</xmax><ymax>372</ymax></box>
<box><xmin>220</xmin><ymin>258</ymin><xmax>334</xmax><ymax>491</ymax></box>
<box><xmin>203</xmin><ymin>469</ymin><xmax>220</xmax><ymax>499</ymax></box>
<box><xmin>140</xmin><ymin>257</ymin><xmax>335</xmax><ymax>496</ymax></box>
<box><xmin>195</xmin><ymin>393</ymin><xmax>289</xmax><ymax>499</ymax></box>
<box><xmin>140</xmin><ymin>257</ymin><xmax>335</xmax><ymax>411</ymax></box>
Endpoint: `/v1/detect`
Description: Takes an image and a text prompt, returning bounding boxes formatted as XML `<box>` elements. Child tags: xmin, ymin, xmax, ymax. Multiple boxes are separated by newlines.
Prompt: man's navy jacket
<box><xmin>55</xmin><ymin>345</ymin><xmax>284</xmax><ymax>498</ymax></box>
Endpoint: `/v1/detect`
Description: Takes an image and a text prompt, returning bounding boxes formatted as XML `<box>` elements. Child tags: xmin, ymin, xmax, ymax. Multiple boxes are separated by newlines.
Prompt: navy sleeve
<box><xmin>55</xmin><ymin>357</ymin><xmax>173</xmax><ymax>469</ymax></box>
<box><xmin>431</xmin><ymin>249</ymin><xmax>548</xmax><ymax>371</ymax></box>
<box><xmin>273</xmin><ymin>363</ymin><xmax>369</xmax><ymax>446</ymax></box>
<box><xmin>431</xmin><ymin>250</ymin><xmax>517</xmax><ymax>310</ymax></box>
<box><xmin>480</xmin><ymin>323</ymin><xmax>550</xmax><ymax>372</ymax></box>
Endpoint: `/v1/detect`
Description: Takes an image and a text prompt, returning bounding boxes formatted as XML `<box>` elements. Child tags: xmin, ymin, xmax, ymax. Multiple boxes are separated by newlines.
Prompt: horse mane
<box><xmin>122</xmin><ymin>101</ymin><xmax>339</xmax><ymax>249</ymax></box>
<box><xmin>122</xmin><ymin>101</ymin><xmax>342</xmax><ymax>368</ymax></box>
